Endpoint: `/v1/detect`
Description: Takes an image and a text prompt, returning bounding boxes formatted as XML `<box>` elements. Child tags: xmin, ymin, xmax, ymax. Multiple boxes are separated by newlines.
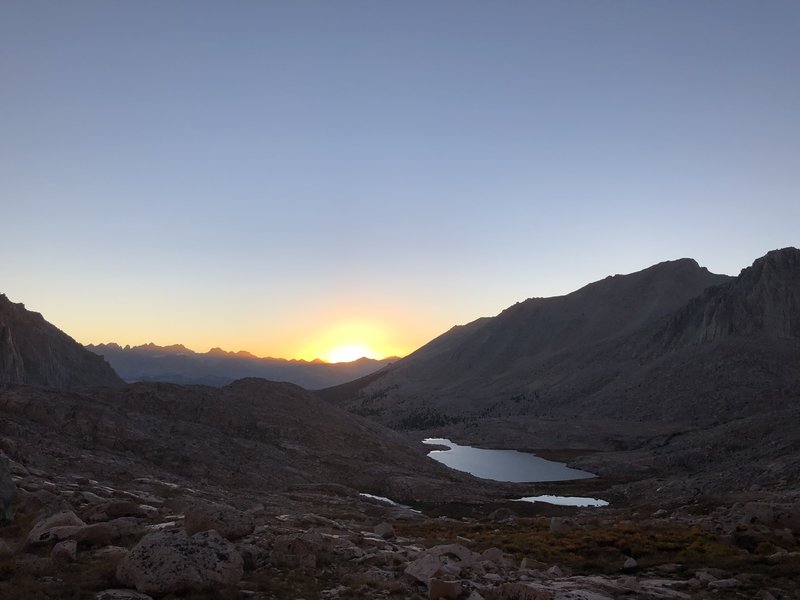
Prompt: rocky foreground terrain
<box><xmin>1</xmin><ymin>438</ymin><xmax>799</xmax><ymax>600</ymax></box>
<box><xmin>0</xmin><ymin>379</ymin><xmax>797</xmax><ymax>599</ymax></box>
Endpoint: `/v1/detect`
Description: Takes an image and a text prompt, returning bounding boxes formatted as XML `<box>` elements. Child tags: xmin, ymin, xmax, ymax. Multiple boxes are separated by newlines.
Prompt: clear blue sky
<box><xmin>1</xmin><ymin>1</ymin><xmax>798</xmax><ymax>359</ymax></box>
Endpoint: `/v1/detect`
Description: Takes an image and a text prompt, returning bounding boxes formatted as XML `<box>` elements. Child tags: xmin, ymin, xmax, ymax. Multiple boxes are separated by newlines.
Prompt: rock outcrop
<box><xmin>658</xmin><ymin>247</ymin><xmax>800</xmax><ymax>345</ymax></box>
<box><xmin>0</xmin><ymin>293</ymin><xmax>122</xmax><ymax>389</ymax></box>
<box><xmin>116</xmin><ymin>528</ymin><xmax>243</xmax><ymax>595</ymax></box>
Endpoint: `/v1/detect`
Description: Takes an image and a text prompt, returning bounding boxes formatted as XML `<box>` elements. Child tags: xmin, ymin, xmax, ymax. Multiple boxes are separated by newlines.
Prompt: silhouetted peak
<box><xmin>129</xmin><ymin>343</ymin><xmax>193</xmax><ymax>354</ymax></box>
<box><xmin>93</xmin><ymin>342</ymin><xmax>123</xmax><ymax>351</ymax></box>
<box><xmin>740</xmin><ymin>246</ymin><xmax>800</xmax><ymax>279</ymax></box>
<box><xmin>162</xmin><ymin>344</ymin><xmax>192</xmax><ymax>353</ymax></box>
<box><xmin>619</xmin><ymin>257</ymin><xmax>707</xmax><ymax>280</ymax></box>
<box><xmin>207</xmin><ymin>347</ymin><xmax>229</xmax><ymax>356</ymax></box>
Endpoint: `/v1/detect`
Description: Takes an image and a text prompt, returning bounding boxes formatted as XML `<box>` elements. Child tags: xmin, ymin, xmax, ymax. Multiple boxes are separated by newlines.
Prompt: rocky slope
<box><xmin>86</xmin><ymin>342</ymin><xmax>396</xmax><ymax>389</ymax></box>
<box><xmin>0</xmin><ymin>294</ymin><xmax>122</xmax><ymax>389</ymax></box>
<box><xmin>0</xmin><ymin>379</ymin><xmax>491</xmax><ymax>506</ymax></box>
<box><xmin>320</xmin><ymin>255</ymin><xmax>735</xmax><ymax>426</ymax></box>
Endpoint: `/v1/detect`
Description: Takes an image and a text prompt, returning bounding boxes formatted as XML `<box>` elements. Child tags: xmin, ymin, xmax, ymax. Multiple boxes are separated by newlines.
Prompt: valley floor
<box><xmin>2</xmin><ymin>443</ymin><xmax>799</xmax><ymax>599</ymax></box>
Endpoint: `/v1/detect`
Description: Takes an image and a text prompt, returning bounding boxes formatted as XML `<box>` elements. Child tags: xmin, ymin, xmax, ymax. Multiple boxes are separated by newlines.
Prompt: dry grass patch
<box><xmin>396</xmin><ymin>518</ymin><xmax>743</xmax><ymax>574</ymax></box>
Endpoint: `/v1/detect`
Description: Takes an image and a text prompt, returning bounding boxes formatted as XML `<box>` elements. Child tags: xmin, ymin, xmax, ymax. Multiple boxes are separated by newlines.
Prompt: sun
<box><xmin>295</xmin><ymin>318</ymin><xmax>405</xmax><ymax>363</ymax></box>
<box><xmin>326</xmin><ymin>344</ymin><xmax>375</xmax><ymax>363</ymax></box>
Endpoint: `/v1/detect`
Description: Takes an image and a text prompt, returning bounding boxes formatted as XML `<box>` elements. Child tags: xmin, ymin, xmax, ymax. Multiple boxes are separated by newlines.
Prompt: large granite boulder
<box><xmin>116</xmin><ymin>528</ymin><xmax>243</xmax><ymax>595</ymax></box>
<box><xmin>183</xmin><ymin>500</ymin><xmax>255</xmax><ymax>540</ymax></box>
<box><xmin>27</xmin><ymin>510</ymin><xmax>86</xmax><ymax>546</ymax></box>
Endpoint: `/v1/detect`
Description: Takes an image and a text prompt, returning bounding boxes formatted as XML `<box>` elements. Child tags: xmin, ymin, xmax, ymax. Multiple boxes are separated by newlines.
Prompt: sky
<box><xmin>1</xmin><ymin>1</ymin><xmax>798</xmax><ymax>362</ymax></box>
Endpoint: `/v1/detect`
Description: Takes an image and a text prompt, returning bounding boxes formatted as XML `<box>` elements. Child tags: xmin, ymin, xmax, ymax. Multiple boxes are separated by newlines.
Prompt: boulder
<box><xmin>321</xmin><ymin>532</ymin><xmax>365</xmax><ymax>560</ymax></box>
<box><xmin>270</xmin><ymin>531</ymin><xmax>326</xmax><ymax>568</ymax></box>
<box><xmin>17</xmin><ymin>487</ymin><xmax>71</xmax><ymax>515</ymax></box>
<box><xmin>51</xmin><ymin>539</ymin><xmax>77</xmax><ymax>563</ymax></box>
<box><xmin>116</xmin><ymin>528</ymin><xmax>243</xmax><ymax>595</ymax></box>
<box><xmin>481</xmin><ymin>546</ymin><xmax>516</xmax><ymax>569</ymax></box>
<box><xmin>184</xmin><ymin>501</ymin><xmax>255</xmax><ymax>540</ymax></box>
<box><xmin>73</xmin><ymin>522</ymin><xmax>117</xmax><ymax>547</ymax></box>
<box><xmin>546</xmin><ymin>565</ymin><xmax>563</xmax><ymax>578</ymax></box>
<box><xmin>429</xmin><ymin>578</ymin><xmax>462</xmax><ymax>599</ymax></box>
<box><xmin>429</xmin><ymin>543</ymin><xmax>480</xmax><ymax>565</ymax></box>
<box><xmin>0</xmin><ymin>455</ymin><xmax>15</xmax><ymax>522</ymax></box>
<box><xmin>427</xmin><ymin>543</ymin><xmax>483</xmax><ymax>576</ymax></box>
<box><xmin>405</xmin><ymin>552</ymin><xmax>444</xmax><ymax>584</ymax></box>
<box><xmin>374</xmin><ymin>521</ymin><xmax>396</xmax><ymax>540</ymax></box>
<box><xmin>27</xmin><ymin>510</ymin><xmax>86</xmax><ymax>546</ymax></box>
<box><xmin>84</xmin><ymin>501</ymin><xmax>153</xmax><ymax>522</ymax></box>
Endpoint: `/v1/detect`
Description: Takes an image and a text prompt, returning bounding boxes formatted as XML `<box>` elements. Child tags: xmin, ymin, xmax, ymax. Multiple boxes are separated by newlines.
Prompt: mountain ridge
<box><xmin>0</xmin><ymin>293</ymin><xmax>122</xmax><ymax>389</ymax></box>
<box><xmin>322</xmin><ymin>249</ymin><xmax>798</xmax><ymax>430</ymax></box>
<box><xmin>86</xmin><ymin>341</ymin><xmax>398</xmax><ymax>389</ymax></box>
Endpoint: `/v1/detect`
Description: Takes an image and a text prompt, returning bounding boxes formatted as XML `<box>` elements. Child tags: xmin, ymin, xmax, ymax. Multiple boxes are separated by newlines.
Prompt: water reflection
<box><xmin>423</xmin><ymin>438</ymin><xmax>595</xmax><ymax>483</ymax></box>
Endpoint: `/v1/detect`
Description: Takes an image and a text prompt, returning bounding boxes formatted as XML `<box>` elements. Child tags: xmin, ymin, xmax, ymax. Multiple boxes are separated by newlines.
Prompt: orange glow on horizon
<box><xmin>325</xmin><ymin>344</ymin><xmax>376</xmax><ymax>363</ymax></box>
<box><xmin>294</xmin><ymin>319</ymin><xmax>404</xmax><ymax>363</ymax></box>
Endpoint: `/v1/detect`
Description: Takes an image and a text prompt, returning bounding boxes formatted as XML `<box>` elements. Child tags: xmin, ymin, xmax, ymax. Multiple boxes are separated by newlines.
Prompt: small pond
<box><xmin>514</xmin><ymin>495</ymin><xmax>609</xmax><ymax>507</ymax></box>
<box><xmin>423</xmin><ymin>438</ymin><xmax>595</xmax><ymax>483</ymax></box>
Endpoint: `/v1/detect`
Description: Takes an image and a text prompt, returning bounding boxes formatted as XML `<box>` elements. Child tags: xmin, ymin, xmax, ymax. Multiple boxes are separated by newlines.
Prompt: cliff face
<box><xmin>659</xmin><ymin>248</ymin><xmax>800</xmax><ymax>346</ymax></box>
<box><xmin>0</xmin><ymin>325</ymin><xmax>25</xmax><ymax>383</ymax></box>
<box><xmin>0</xmin><ymin>294</ymin><xmax>122</xmax><ymax>389</ymax></box>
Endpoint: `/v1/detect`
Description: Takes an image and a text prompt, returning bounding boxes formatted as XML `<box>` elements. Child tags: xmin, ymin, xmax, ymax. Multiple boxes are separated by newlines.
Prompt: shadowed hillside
<box><xmin>0</xmin><ymin>294</ymin><xmax>122</xmax><ymax>389</ymax></box>
<box><xmin>320</xmin><ymin>255</ymin><xmax>737</xmax><ymax>426</ymax></box>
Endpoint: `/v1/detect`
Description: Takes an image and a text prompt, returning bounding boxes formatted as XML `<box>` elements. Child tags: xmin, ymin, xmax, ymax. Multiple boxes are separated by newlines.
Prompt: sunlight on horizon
<box><xmin>325</xmin><ymin>344</ymin><xmax>376</xmax><ymax>363</ymax></box>
<box><xmin>296</xmin><ymin>319</ymin><xmax>405</xmax><ymax>363</ymax></box>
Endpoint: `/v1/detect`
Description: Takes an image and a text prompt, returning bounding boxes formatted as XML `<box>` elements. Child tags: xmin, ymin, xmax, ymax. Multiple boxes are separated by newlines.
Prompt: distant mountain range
<box><xmin>84</xmin><ymin>342</ymin><xmax>397</xmax><ymax>389</ymax></box>
<box><xmin>321</xmin><ymin>247</ymin><xmax>800</xmax><ymax>432</ymax></box>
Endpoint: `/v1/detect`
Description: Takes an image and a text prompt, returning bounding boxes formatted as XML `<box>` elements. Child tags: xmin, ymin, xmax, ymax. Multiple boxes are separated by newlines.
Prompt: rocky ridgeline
<box><xmin>2</xmin><ymin>453</ymin><xmax>799</xmax><ymax>599</ymax></box>
<box><xmin>326</xmin><ymin>248</ymin><xmax>800</xmax><ymax>431</ymax></box>
<box><xmin>0</xmin><ymin>294</ymin><xmax>122</xmax><ymax>389</ymax></box>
